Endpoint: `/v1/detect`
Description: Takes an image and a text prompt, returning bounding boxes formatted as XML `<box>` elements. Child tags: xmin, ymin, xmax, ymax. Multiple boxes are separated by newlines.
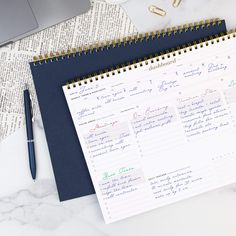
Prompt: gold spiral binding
<box><xmin>33</xmin><ymin>18</ymin><xmax>222</xmax><ymax>65</ymax></box>
<box><xmin>66</xmin><ymin>30</ymin><xmax>236</xmax><ymax>90</ymax></box>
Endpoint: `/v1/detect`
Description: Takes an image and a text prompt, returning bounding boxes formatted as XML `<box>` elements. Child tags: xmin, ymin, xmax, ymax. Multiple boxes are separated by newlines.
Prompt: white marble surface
<box><xmin>121</xmin><ymin>0</ymin><xmax>236</xmax><ymax>32</ymax></box>
<box><xmin>1</xmin><ymin>0</ymin><xmax>236</xmax><ymax>235</ymax></box>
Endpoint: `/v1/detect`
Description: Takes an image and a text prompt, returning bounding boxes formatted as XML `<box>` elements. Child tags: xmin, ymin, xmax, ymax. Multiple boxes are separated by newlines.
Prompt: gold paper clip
<box><xmin>172</xmin><ymin>0</ymin><xmax>181</xmax><ymax>8</ymax></box>
<box><xmin>148</xmin><ymin>5</ymin><xmax>166</xmax><ymax>16</ymax></box>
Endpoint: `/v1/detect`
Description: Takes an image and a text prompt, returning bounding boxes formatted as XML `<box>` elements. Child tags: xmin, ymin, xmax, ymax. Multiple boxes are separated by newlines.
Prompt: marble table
<box><xmin>1</xmin><ymin>0</ymin><xmax>236</xmax><ymax>235</ymax></box>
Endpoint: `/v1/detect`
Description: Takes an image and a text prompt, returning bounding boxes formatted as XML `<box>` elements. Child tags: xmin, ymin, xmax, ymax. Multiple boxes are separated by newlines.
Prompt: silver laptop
<box><xmin>0</xmin><ymin>0</ymin><xmax>91</xmax><ymax>47</ymax></box>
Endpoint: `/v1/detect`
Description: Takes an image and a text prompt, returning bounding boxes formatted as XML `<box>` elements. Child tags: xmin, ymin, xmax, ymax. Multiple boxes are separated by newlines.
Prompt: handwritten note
<box><xmin>132</xmin><ymin>105</ymin><xmax>177</xmax><ymax>135</ymax></box>
<box><xmin>182</xmin><ymin>67</ymin><xmax>202</xmax><ymax>78</ymax></box>
<box><xmin>99</xmin><ymin>169</ymin><xmax>145</xmax><ymax>200</ymax></box>
<box><xmin>208</xmin><ymin>63</ymin><xmax>227</xmax><ymax>73</ymax></box>
<box><xmin>84</xmin><ymin>122</ymin><xmax>131</xmax><ymax>158</ymax></box>
<box><xmin>148</xmin><ymin>166</ymin><xmax>202</xmax><ymax>200</ymax></box>
<box><xmin>63</xmin><ymin>33</ymin><xmax>236</xmax><ymax>223</ymax></box>
<box><xmin>178</xmin><ymin>90</ymin><xmax>231</xmax><ymax>139</ymax></box>
<box><xmin>157</xmin><ymin>80</ymin><xmax>180</xmax><ymax>93</ymax></box>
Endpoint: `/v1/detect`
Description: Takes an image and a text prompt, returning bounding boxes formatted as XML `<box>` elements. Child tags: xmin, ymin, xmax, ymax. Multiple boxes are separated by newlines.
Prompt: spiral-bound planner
<box><xmin>30</xmin><ymin>19</ymin><xmax>226</xmax><ymax>201</ymax></box>
<box><xmin>63</xmin><ymin>31</ymin><xmax>236</xmax><ymax>223</ymax></box>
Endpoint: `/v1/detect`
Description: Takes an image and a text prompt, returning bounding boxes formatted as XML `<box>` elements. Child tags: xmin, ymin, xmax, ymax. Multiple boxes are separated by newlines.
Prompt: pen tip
<box><xmin>24</xmin><ymin>83</ymin><xmax>28</xmax><ymax>90</ymax></box>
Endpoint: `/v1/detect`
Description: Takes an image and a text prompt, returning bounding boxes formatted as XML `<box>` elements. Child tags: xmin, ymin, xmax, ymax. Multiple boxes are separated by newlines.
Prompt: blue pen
<box><xmin>24</xmin><ymin>85</ymin><xmax>36</xmax><ymax>180</ymax></box>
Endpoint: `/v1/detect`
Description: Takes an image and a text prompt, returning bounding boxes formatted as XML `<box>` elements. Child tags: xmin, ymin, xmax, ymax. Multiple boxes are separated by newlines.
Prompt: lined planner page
<box><xmin>63</xmin><ymin>33</ymin><xmax>236</xmax><ymax>223</ymax></box>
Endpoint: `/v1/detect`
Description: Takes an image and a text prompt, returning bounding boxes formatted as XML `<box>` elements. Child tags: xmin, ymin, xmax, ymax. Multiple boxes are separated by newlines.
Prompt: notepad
<box><xmin>63</xmin><ymin>31</ymin><xmax>236</xmax><ymax>223</ymax></box>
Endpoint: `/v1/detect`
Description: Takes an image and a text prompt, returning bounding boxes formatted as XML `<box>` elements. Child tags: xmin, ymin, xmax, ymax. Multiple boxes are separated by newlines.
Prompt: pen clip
<box><xmin>29</xmin><ymin>94</ymin><xmax>35</xmax><ymax>123</ymax></box>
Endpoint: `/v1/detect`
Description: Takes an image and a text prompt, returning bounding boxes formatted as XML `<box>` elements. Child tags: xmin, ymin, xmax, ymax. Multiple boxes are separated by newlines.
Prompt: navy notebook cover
<box><xmin>30</xmin><ymin>19</ymin><xmax>226</xmax><ymax>201</ymax></box>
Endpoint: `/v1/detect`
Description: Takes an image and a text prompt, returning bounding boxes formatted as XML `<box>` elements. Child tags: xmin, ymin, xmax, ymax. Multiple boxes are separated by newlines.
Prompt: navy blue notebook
<box><xmin>30</xmin><ymin>19</ymin><xmax>226</xmax><ymax>201</ymax></box>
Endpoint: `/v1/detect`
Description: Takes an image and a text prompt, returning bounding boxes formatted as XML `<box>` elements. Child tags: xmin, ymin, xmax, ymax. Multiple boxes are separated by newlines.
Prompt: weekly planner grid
<box><xmin>63</xmin><ymin>32</ymin><xmax>236</xmax><ymax>223</ymax></box>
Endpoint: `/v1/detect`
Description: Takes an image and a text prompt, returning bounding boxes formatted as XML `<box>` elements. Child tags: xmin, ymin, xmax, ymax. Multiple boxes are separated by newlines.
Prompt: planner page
<box><xmin>63</xmin><ymin>32</ymin><xmax>236</xmax><ymax>224</ymax></box>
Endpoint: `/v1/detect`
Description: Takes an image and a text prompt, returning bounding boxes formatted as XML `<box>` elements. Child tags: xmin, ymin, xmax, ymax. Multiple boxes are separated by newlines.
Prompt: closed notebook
<box><xmin>30</xmin><ymin>19</ymin><xmax>226</xmax><ymax>201</ymax></box>
<box><xmin>63</xmin><ymin>30</ymin><xmax>236</xmax><ymax>223</ymax></box>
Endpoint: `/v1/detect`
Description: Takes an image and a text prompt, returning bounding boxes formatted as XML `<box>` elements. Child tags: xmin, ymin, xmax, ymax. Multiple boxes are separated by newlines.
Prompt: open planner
<box><xmin>31</xmin><ymin>19</ymin><xmax>226</xmax><ymax>201</ymax></box>
<box><xmin>63</xmin><ymin>31</ymin><xmax>236</xmax><ymax>223</ymax></box>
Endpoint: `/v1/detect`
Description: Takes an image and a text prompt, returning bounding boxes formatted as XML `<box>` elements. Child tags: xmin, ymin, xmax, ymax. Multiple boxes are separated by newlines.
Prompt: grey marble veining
<box><xmin>0</xmin><ymin>180</ymin><xmax>59</xmax><ymax>227</ymax></box>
